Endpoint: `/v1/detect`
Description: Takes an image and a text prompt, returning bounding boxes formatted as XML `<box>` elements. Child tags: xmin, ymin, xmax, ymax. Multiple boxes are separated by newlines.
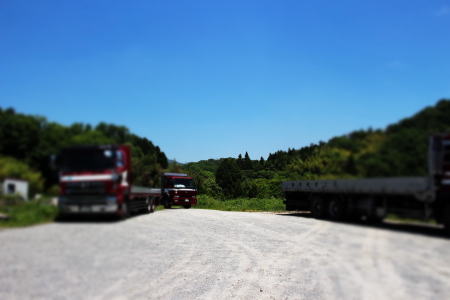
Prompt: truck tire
<box><xmin>120</xmin><ymin>202</ymin><xmax>130</xmax><ymax>219</ymax></box>
<box><xmin>163</xmin><ymin>196</ymin><xmax>172</xmax><ymax>209</ymax></box>
<box><xmin>183</xmin><ymin>204</ymin><xmax>191</xmax><ymax>209</ymax></box>
<box><xmin>328</xmin><ymin>199</ymin><xmax>345</xmax><ymax>220</ymax></box>
<box><xmin>311</xmin><ymin>196</ymin><xmax>326</xmax><ymax>219</ymax></box>
<box><xmin>444</xmin><ymin>203</ymin><xmax>450</xmax><ymax>234</ymax></box>
<box><xmin>146</xmin><ymin>197</ymin><xmax>155</xmax><ymax>214</ymax></box>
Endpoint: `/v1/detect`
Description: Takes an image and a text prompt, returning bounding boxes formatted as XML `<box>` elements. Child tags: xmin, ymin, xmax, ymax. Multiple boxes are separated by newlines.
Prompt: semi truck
<box><xmin>282</xmin><ymin>134</ymin><xmax>450</xmax><ymax>230</ymax></box>
<box><xmin>161</xmin><ymin>172</ymin><xmax>197</xmax><ymax>209</ymax></box>
<box><xmin>57</xmin><ymin>145</ymin><xmax>161</xmax><ymax>217</ymax></box>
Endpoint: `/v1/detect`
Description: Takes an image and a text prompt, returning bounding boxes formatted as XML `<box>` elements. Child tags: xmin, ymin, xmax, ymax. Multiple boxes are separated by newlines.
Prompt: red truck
<box><xmin>57</xmin><ymin>145</ymin><xmax>160</xmax><ymax>217</ymax></box>
<box><xmin>161</xmin><ymin>172</ymin><xmax>198</xmax><ymax>209</ymax></box>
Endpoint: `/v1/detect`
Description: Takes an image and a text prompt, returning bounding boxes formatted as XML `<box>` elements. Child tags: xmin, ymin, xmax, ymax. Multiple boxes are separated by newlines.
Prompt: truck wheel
<box><xmin>444</xmin><ymin>203</ymin><xmax>450</xmax><ymax>234</ymax></box>
<box><xmin>162</xmin><ymin>195</ymin><xmax>171</xmax><ymax>209</ymax></box>
<box><xmin>183</xmin><ymin>204</ymin><xmax>191</xmax><ymax>209</ymax></box>
<box><xmin>121</xmin><ymin>203</ymin><xmax>130</xmax><ymax>219</ymax></box>
<box><xmin>164</xmin><ymin>199</ymin><xmax>172</xmax><ymax>209</ymax></box>
<box><xmin>311</xmin><ymin>197</ymin><xmax>326</xmax><ymax>219</ymax></box>
<box><xmin>328</xmin><ymin>199</ymin><xmax>345</xmax><ymax>220</ymax></box>
<box><xmin>147</xmin><ymin>197</ymin><xmax>155</xmax><ymax>214</ymax></box>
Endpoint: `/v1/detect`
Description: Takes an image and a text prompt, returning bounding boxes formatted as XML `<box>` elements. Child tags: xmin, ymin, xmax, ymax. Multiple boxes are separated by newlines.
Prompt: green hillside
<box><xmin>183</xmin><ymin>99</ymin><xmax>450</xmax><ymax>200</ymax></box>
<box><xmin>0</xmin><ymin>108</ymin><xmax>168</xmax><ymax>194</ymax></box>
<box><xmin>1</xmin><ymin>99</ymin><xmax>449</xmax><ymax>201</ymax></box>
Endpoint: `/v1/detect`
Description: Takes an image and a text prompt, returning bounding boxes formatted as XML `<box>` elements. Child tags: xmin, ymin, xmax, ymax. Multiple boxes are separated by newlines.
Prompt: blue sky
<box><xmin>1</xmin><ymin>0</ymin><xmax>449</xmax><ymax>162</ymax></box>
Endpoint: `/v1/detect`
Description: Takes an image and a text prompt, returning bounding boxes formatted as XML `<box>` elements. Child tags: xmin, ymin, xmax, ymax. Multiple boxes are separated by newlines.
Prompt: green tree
<box><xmin>215</xmin><ymin>158</ymin><xmax>243</xmax><ymax>198</ymax></box>
<box><xmin>237</xmin><ymin>154</ymin><xmax>244</xmax><ymax>169</ymax></box>
<box><xmin>243</xmin><ymin>152</ymin><xmax>253</xmax><ymax>170</ymax></box>
<box><xmin>242</xmin><ymin>179</ymin><xmax>258</xmax><ymax>198</ymax></box>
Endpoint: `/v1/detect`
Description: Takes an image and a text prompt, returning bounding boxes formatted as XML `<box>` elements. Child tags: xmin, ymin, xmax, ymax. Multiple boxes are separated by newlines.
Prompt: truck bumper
<box><xmin>172</xmin><ymin>197</ymin><xmax>197</xmax><ymax>206</ymax></box>
<box><xmin>58</xmin><ymin>196</ymin><xmax>118</xmax><ymax>214</ymax></box>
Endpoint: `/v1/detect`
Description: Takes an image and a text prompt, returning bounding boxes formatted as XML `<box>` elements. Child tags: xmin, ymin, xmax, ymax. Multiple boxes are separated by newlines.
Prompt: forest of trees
<box><xmin>182</xmin><ymin>99</ymin><xmax>450</xmax><ymax>199</ymax></box>
<box><xmin>0</xmin><ymin>108</ymin><xmax>168</xmax><ymax>195</ymax></box>
<box><xmin>1</xmin><ymin>99</ymin><xmax>449</xmax><ymax>200</ymax></box>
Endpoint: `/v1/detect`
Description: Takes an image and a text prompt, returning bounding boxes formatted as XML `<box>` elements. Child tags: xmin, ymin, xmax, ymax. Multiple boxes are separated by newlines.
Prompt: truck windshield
<box><xmin>59</xmin><ymin>148</ymin><xmax>116</xmax><ymax>172</ymax></box>
<box><xmin>172</xmin><ymin>178</ymin><xmax>195</xmax><ymax>189</ymax></box>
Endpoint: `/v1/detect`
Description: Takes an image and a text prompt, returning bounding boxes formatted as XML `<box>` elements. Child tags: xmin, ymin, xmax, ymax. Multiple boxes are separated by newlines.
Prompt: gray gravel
<box><xmin>1</xmin><ymin>209</ymin><xmax>450</xmax><ymax>300</ymax></box>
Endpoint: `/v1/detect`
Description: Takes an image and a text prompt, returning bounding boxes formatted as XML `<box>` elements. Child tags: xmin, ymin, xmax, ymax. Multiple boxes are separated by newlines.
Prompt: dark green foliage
<box><xmin>0</xmin><ymin>108</ymin><xmax>168</xmax><ymax>189</ymax></box>
<box><xmin>344</xmin><ymin>155</ymin><xmax>357</xmax><ymax>175</ymax></box>
<box><xmin>242</xmin><ymin>179</ymin><xmax>258</xmax><ymax>198</ymax></box>
<box><xmin>243</xmin><ymin>152</ymin><xmax>253</xmax><ymax>170</ymax></box>
<box><xmin>258</xmin><ymin>156</ymin><xmax>265</xmax><ymax>169</ymax></box>
<box><xmin>215</xmin><ymin>159</ymin><xmax>243</xmax><ymax>198</ymax></box>
<box><xmin>237</xmin><ymin>154</ymin><xmax>243</xmax><ymax>169</ymax></box>
<box><xmin>0</xmin><ymin>108</ymin><xmax>41</xmax><ymax>161</ymax></box>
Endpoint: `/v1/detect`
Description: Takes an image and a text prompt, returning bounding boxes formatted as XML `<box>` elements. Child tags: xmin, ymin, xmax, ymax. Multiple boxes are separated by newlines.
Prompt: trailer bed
<box><xmin>282</xmin><ymin>177</ymin><xmax>433</xmax><ymax>201</ymax></box>
<box><xmin>130</xmin><ymin>186</ymin><xmax>161</xmax><ymax>196</ymax></box>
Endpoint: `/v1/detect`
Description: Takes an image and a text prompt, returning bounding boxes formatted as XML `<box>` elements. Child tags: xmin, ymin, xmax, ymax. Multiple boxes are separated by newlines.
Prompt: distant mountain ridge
<box><xmin>168</xmin><ymin>159</ymin><xmax>185</xmax><ymax>165</ymax></box>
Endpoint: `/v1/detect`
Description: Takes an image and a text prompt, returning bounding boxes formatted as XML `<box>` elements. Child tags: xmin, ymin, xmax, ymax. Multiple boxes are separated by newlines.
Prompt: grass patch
<box><xmin>0</xmin><ymin>199</ymin><xmax>58</xmax><ymax>228</ymax></box>
<box><xmin>155</xmin><ymin>205</ymin><xmax>165</xmax><ymax>211</ymax></box>
<box><xmin>195</xmin><ymin>194</ymin><xmax>285</xmax><ymax>212</ymax></box>
<box><xmin>384</xmin><ymin>213</ymin><xmax>437</xmax><ymax>225</ymax></box>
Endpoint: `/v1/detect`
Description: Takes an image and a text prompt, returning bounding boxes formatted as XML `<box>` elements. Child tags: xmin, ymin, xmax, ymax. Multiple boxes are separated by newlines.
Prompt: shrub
<box><xmin>0</xmin><ymin>194</ymin><xmax>25</xmax><ymax>207</ymax></box>
<box><xmin>0</xmin><ymin>200</ymin><xmax>57</xmax><ymax>227</ymax></box>
<box><xmin>196</xmin><ymin>195</ymin><xmax>284</xmax><ymax>212</ymax></box>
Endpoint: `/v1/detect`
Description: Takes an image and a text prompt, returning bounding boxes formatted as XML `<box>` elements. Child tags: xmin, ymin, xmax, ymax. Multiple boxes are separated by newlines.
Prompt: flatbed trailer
<box><xmin>128</xmin><ymin>186</ymin><xmax>161</xmax><ymax>214</ymax></box>
<box><xmin>282</xmin><ymin>134</ymin><xmax>450</xmax><ymax>230</ymax></box>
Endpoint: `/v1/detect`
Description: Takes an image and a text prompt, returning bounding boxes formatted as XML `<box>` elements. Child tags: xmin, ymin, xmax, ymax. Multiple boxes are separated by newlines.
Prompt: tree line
<box><xmin>181</xmin><ymin>99</ymin><xmax>450</xmax><ymax>200</ymax></box>
<box><xmin>0</xmin><ymin>108</ymin><xmax>168</xmax><ymax>195</ymax></box>
<box><xmin>1</xmin><ymin>99</ymin><xmax>449</xmax><ymax>200</ymax></box>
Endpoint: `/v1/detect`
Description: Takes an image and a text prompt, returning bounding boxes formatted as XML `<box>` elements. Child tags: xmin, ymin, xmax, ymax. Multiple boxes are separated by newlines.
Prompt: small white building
<box><xmin>1</xmin><ymin>178</ymin><xmax>29</xmax><ymax>201</ymax></box>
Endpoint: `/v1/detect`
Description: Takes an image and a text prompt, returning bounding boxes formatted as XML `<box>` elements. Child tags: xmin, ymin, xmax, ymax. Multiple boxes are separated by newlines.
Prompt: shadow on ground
<box><xmin>53</xmin><ymin>206</ymin><xmax>188</xmax><ymax>223</ymax></box>
<box><xmin>277</xmin><ymin>211</ymin><xmax>450</xmax><ymax>240</ymax></box>
<box><xmin>55</xmin><ymin>214</ymin><xmax>129</xmax><ymax>223</ymax></box>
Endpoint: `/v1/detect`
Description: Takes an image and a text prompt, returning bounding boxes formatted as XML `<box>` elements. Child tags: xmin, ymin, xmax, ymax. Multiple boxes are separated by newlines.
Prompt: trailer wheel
<box><xmin>311</xmin><ymin>197</ymin><xmax>326</xmax><ymax>219</ymax></box>
<box><xmin>328</xmin><ymin>199</ymin><xmax>345</xmax><ymax>220</ymax></box>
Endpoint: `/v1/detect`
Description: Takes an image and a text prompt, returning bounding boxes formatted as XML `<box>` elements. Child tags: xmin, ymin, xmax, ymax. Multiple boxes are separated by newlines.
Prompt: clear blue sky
<box><xmin>1</xmin><ymin>0</ymin><xmax>449</xmax><ymax>162</ymax></box>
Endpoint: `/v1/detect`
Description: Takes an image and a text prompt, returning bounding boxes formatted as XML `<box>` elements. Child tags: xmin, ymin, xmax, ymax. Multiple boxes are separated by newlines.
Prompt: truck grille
<box><xmin>177</xmin><ymin>191</ymin><xmax>195</xmax><ymax>196</ymax></box>
<box><xmin>65</xmin><ymin>181</ymin><xmax>106</xmax><ymax>195</ymax></box>
<box><xmin>63</xmin><ymin>195</ymin><xmax>111</xmax><ymax>205</ymax></box>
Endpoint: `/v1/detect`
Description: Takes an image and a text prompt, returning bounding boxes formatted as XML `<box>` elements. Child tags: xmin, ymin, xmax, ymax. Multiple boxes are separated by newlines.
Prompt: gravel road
<box><xmin>1</xmin><ymin>209</ymin><xmax>450</xmax><ymax>300</ymax></box>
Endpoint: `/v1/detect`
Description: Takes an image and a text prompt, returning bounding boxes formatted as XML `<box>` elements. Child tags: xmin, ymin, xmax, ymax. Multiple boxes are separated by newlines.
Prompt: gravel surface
<box><xmin>1</xmin><ymin>209</ymin><xmax>450</xmax><ymax>300</ymax></box>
